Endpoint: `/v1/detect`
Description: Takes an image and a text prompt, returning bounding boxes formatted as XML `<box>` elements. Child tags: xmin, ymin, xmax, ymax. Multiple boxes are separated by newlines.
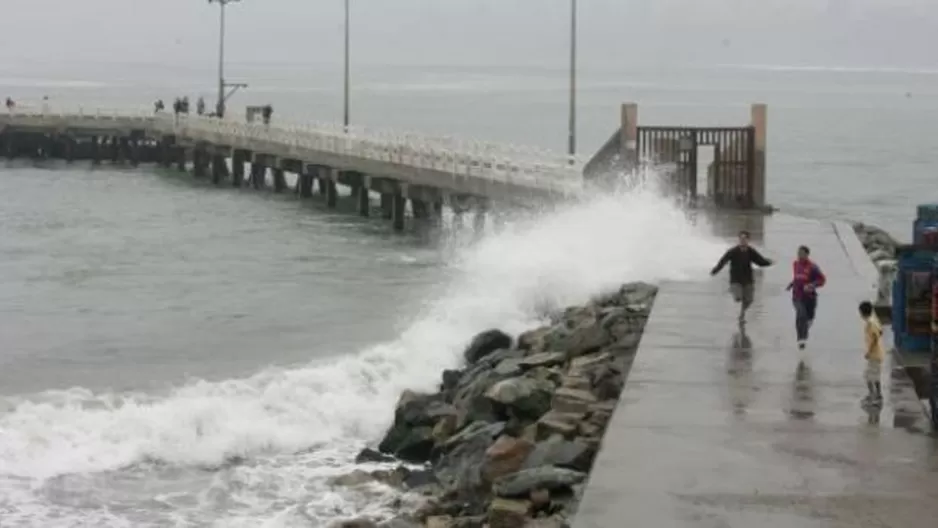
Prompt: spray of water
<box><xmin>0</xmin><ymin>178</ymin><xmax>727</xmax><ymax>525</ymax></box>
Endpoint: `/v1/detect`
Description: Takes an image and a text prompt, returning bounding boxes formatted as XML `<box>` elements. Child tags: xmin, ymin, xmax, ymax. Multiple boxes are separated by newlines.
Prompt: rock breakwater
<box><xmin>853</xmin><ymin>222</ymin><xmax>900</xmax><ymax>312</ymax></box>
<box><xmin>331</xmin><ymin>281</ymin><xmax>658</xmax><ymax>528</ymax></box>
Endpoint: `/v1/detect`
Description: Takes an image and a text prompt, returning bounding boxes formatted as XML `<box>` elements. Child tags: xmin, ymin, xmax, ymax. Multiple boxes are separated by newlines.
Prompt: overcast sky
<box><xmin>1</xmin><ymin>0</ymin><xmax>936</xmax><ymax>72</ymax></box>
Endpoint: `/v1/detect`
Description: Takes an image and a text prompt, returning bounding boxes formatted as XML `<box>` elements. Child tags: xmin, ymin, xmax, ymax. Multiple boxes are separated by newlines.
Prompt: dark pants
<box><xmin>793</xmin><ymin>297</ymin><xmax>818</xmax><ymax>341</ymax></box>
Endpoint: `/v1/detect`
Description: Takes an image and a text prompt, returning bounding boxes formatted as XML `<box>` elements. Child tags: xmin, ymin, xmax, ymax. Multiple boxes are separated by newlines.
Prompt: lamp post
<box><xmin>567</xmin><ymin>0</ymin><xmax>577</xmax><ymax>164</ymax></box>
<box><xmin>343</xmin><ymin>0</ymin><xmax>351</xmax><ymax>133</ymax></box>
<box><xmin>208</xmin><ymin>0</ymin><xmax>246</xmax><ymax>118</ymax></box>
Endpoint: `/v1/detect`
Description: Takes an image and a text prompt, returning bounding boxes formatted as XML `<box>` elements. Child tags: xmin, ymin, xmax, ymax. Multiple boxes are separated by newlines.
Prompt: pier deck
<box><xmin>574</xmin><ymin>214</ymin><xmax>938</xmax><ymax>528</ymax></box>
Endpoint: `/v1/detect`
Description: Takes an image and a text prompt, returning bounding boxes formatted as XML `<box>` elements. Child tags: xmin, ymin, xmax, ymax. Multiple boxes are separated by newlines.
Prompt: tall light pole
<box><xmin>343</xmin><ymin>0</ymin><xmax>351</xmax><ymax>133</ymax></box>
<box><xmin>567</xmin><ymin>0</ymin><xmax>577</xmax><ymax>163</ymax></box>
<box><xmin>209</xmin><ymin>0</ymin><xmax>245</xmax><ymax>118</ymax></box>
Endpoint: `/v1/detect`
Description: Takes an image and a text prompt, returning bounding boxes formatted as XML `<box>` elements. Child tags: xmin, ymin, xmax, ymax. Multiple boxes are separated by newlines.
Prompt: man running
<box><xmin>786</xmin><ymin>245</ymin><xmax>826</xmax><ymax>350</ymax></box>
<box><xmin>710</xmin><ymin>230</ymin><xmax>773</xmax><ymax>323</ymax></box>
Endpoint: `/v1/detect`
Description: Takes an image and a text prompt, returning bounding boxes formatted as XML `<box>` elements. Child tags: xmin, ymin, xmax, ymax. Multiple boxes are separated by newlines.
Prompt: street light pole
<box><xmin>567</xmin><ymin>0</ymin><xmax>577</xmax><ymax>163</ymax></box>
<box><xmin>209</xmin><ymin>0</ymin><xmax>243</xmax><ymax>118</ymax></box>
<box><xmin>343</xmin><ymin>0</ymin><xmax>351</xmax><ymax>133</ymax></box>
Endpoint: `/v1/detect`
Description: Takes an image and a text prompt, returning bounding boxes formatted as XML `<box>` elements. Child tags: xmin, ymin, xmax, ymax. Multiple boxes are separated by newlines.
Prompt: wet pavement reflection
<box><xmin>575</xmin><ymin>213</ymin><xmax>938</xmax><ymax>528</ymax></box>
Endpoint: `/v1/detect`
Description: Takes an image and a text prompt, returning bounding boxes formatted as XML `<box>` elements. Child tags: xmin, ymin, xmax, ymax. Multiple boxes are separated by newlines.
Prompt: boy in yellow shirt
<box><xmin>859</xmin><ymin>301</ymin><xmax>885</xmax><ymax>406</ymax></box>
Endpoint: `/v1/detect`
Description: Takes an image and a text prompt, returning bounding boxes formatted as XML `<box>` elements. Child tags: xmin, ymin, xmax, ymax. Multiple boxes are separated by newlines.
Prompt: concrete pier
<box><xmin>574</xmin><ymin>214</ymin><xmax>938</xmax><ymax>528</ymax></box>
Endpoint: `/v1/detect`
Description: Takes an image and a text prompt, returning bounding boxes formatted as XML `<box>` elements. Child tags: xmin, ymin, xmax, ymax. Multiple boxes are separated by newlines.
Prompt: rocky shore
<box><xmin>852</xmin><ymin>222</ymin><xmax>900</xmax><ymax>313</ymax></box>
<box><xmin>330</xmin><ymin>281</ymin><xmax>659</xmax><ymax>528</ymax></box>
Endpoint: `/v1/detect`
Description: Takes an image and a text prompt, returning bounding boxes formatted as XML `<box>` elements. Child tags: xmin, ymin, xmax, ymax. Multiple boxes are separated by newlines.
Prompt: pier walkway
<box><xmin>575</xmin><ymin>213</ymin><xmax>938</xmax><ymax>528</ymax></box>
<box><xmin>0</xmin><ymin>106</ymin><xmax>583</xmax><ymax>202</ymax></box>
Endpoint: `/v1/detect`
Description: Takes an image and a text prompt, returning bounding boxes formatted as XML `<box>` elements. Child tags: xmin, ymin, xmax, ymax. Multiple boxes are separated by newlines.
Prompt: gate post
<box><xmin>750</xmin><ymin>104</ymin><xmax>767</xmax><ymax>209</ymax></box>
<box><xmin>620</xmin><ymin>103</ymin><xmax>639</xmax><ymax>169</ymax></box>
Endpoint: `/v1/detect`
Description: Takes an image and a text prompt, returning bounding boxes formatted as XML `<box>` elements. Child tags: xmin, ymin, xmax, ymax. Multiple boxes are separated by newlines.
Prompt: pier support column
<box><xmin>250</xmin><ymin>163</ymin><xmax>266</xmax><ymax>189</ymax></box>
<box><xmin>392</xmin><ymin>191</ymin><xmax>407</xmax><ymax>232</ymax></box>
<box><xmin>380</xmin><ymin>194</ymin><xmax>393</xmax><ymax>219</ymax></box>
<box><xmin>272</xmin><ymin>168</ymin><xmax>287</xmax><ymax>192</ymax></box>
<box><xmin>192</xmin><ymin>147</ymin><xmax>207</xmax><ymax>178</ymax></box>
<box><xmin>232</xmin><ymin>150</ymin><xmax>245</xmax><ymax>187</ymax></box>
<box><xmin>128</xmin><ymin>140</ymin><xmax>139</xmax><ymax>167</ymax></box>
<box><xmin>431</xmin><ymin>201</ymin><xmax>444</xmax><ymax>226</ymax></box>
<box><xmin>64</xmin><ymin>138</ymin><xmax>74</xmax><ymax>163</ymax></box>
<box><xmin>4</xmin><ymin>134</ymin><xmax>14</xmax><ymax>160</ymax></box>
<box><xmin>357</xmin><ymin>175</ymin><xmax>371</xmax><ymax>216</ymax></box>
<box><xmin>473</xmin><ymin>208</ymin><xmax>486</xmax><ymax>235</ymax></box>
<box><xmin>175</xmin><ymin>147</ymin><xmax>187</xmax><ymax>172</ymax></box>
<box><xmin>110</xmin><ymin>137</ymin><xmax>120</xmax><ymax>163</ymax></box>
<box><xmin>411</xmin><ymin>200</ymin><xmax>429</xmax><ymax>220</ymax></box>
<box><xmin>90</xmin><ymin>136</ymin><xmax>100</xmax><ymax>165</ymax></box>
<box><xmin>211</xmin><ymin>154</ymin><xmax>228</xmax><ymax>184</ymax></box>
<box><xmin>298</xmin><ymin>171</ymin><xmax>314</xmax><ymax>198</ymax></box>
<box><xmin>325</xmin><ymin>174</ymin><xmax>338</xmax><ymax>208</ymax></box>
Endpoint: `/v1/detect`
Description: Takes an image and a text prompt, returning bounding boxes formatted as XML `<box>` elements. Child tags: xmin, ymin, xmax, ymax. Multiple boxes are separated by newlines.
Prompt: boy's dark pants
<box><xmin>793</xmin><ymin>297</ymin><xmax>817</xmax><ymax>341</ymax></box>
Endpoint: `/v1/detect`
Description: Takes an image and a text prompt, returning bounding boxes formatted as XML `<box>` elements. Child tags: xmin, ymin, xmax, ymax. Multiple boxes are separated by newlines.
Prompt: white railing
<box><xmin>2</xmin><ymin>106</ymin><xmax>585</xmax><ymax>194</ymax></box>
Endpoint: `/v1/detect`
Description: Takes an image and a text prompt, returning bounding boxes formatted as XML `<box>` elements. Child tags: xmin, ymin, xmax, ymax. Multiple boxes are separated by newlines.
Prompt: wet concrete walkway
<box><xmin>574</xmin><ymin>213</ymin><xmax>938</xmax><ymax>528</ymax></box>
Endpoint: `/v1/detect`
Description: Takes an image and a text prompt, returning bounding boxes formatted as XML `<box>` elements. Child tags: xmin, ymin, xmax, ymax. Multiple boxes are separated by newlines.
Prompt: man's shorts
<box><xmin>864</xmin><ymin>359</ymin><xmax>882</xmax><ymax>383</ymax></box>
<box><xmin>730</xmin><ymin>283</ymin><xmax>754</xmax><ymax>305</ymax></box>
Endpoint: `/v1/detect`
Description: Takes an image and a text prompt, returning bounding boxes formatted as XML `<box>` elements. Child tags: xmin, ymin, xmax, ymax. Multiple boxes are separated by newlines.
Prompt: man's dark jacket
<box><xmin>711</xmin><ymin>246</ymin><xmax>772</xmax><ymax>285</ymax></box>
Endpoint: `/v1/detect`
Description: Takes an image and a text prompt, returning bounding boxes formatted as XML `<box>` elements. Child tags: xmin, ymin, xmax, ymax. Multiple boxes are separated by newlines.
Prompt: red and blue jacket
<box><xmin>788</xmin><ymin>259</ymin><xmax>826</xmax><ymax>300</ymax></box>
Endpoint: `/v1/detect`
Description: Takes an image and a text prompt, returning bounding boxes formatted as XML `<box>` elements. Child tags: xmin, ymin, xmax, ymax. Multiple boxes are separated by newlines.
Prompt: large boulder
<box><xmin>378</xmin><ymin>391</ymin><xmax>456</xmax><ymax>462</ymax></box>
<box><xmin>555</xmin><ymin>321</ymin><xmax>611</xmax><ymax>359</ymax></box>
<box><xmin>481</xmin><ymin>435</ymin><xmax>535</xmax><ymax>483</ymax></box>
<box><xmin>493</xmin><ymin>467</ymin><xmax>587</xmax><ymax>498</ymax></box>
<box><xmin>485</xmin><ymin>377</ymin><xmax>555</xmax><ymax>422</ymax></box>
<box><xmin>434</xmin><ymin>421</ymin><xmax>506</xmax><ymax>489</ymax></box>
<box><xmin>464</xmin><ymin>329</ymin><xmax>512</xmax><ymax>365</ymax></box>
<box><xmin>522</xmin><ymin>439</ymin><xmax>596</xmax><ymax>473</ymax></box>
<box><xmin>488</xmin><ymin>498</ymin><xmax>531</xmax><ymax>528</ymax></box>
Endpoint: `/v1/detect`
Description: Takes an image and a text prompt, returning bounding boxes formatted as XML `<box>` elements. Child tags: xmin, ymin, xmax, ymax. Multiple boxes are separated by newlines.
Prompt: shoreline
<box><xmin>331</xmin><ymin>281</ymin><xmax>659</xmax><ymax>528</ymax></box>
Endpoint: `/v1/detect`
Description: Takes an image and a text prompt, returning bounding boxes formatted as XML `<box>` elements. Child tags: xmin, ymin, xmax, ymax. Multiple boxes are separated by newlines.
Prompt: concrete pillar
<box><xmin>750</xmin><ymin>103</ymin><xmax>767</xmax><ymax>209</ymax></box>
<box><xmin>64</xmin><ymin>138</ymin><xmax>74</xmax><ymax>163</ymax></box>
<box><xmin>380</xmin><ymin>194</ymin><xmax>393</xmax><ymax>219</ymax></box>
<box><xmin>211</xmin><ymin>154</ymin><xmax>228</xmax><ymax>184</ymax></box>
<box><xmin>299</xmin><ymin>172</ymin><xmax>314</xmax><ymax>197</ymax></box>
<box><xmin>251</xmin><ymin>163</ymin><xmax>266</xmax><ymax>189</ymax></box>
<box><xmin>325</xmin><ymin>175</ymin><xmax>338</xmax><ymax>208</ymax></box>
<box><xmin>193</xmin><ymin>147</ymin><xmax>207</xmax><ymax>177</ymax></box>
<box><xmin>175</xmin><ymin>147</ymin><xmax>186</xmax><ymax>172</ymax></box>
<box><xmin>232</xmin><ymin>150</ymin><xmax>245</xmax><ymax>187</ymax></box>
<box><xmin>431</xmin><ymin>201</ymin><xmax>444</xmax><ymax>226</ymax></box>
<box><xmin>129</xmin><ymin>140</ymin><xmax>139</xmax><ymax>167</ymax></box>
<box><xmin>411</xmin><ymin>200</ymin><xmax>429</xmax><ymax>220</ymax></box>
<box><xmin>473</xmin><ymin>208</ymin><xmax>486</xmax><ymax>234</ymax></box>
<box><xmin>272</xmin><ymin>168</ymin><xmax>287</xmax><ymax>192</ymax></box>
<box><xmin>90</xmin><ymin>136</ymin><xmax>100</xmax><ymax>165</ymax></box>
<box><xmin>392</xmin><ymin>194</ymin><xmax>407</xmax><ymax>231</ymax></box>
<box><xmin>357</xmin><ymin>175</ymin><xmax>371</xmax><ymax>216</ymax></box>
<box><xmin>4</xmin><ymin>134</ymin><xmax>14</xmax><ymax>160</ymax></box>
<box><xmin>620</xmin><ymin>103</ymin><xmax>639</xmax><ymax>168</ymax></box>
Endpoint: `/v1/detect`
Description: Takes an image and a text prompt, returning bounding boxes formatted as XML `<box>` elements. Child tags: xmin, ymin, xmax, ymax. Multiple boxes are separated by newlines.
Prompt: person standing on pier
<box><xmin>785</xmin><ymin>245</ymin><xmax>826</xmax><ymax>350</ymax></box>
<box><xmin>196</xmin><ymin>97</ymin><xmax>206</xmax><ymax>116</ymax></box>
<box><xmin>710</xmin><ymin>230</ymin><xmax>774</xmax><ymax>324</ymax></box>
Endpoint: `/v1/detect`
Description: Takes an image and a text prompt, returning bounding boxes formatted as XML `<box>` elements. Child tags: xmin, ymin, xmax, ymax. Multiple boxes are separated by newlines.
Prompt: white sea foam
<box><xmin>0</xmin><ymin>181</ymin><xmax>726</xmax><ymax>526</ymax></box>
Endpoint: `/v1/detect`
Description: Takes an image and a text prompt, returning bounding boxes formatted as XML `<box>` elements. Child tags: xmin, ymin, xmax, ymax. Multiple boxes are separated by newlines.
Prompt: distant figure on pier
<box><xmin>181</xmin><ymin>96</ymin><xmax>190</xmax><ymax>114</ymax></box>
<box><xmin>41</xmin><ymin>95</ymin><xmax>50</xmax><ymax>115</ymax></box>
<box><xmin>262</xmin><ymin>104</ymin><xmax>272</xmax><ymax>126</ymax></box>
<box><xmin>196</xmin><ymin>97</ymin><xmax>205</xmax><ymax>116</ymax></box>
<box><xmin>4</xmin><ymin>97</ymin><xmax>13</xmax><ymax>112</ymax></box>
<box><xmin>154</xmin><ymin>99</ymin><xmax>165</xmax><ymax>114</ymax></box>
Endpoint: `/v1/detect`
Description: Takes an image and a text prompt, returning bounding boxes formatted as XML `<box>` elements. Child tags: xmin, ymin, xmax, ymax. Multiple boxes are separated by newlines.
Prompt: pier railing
<box><xmin>3</xmin><ymin>105</ymin><xmax>584</xmax><ymax>194</ymax></box>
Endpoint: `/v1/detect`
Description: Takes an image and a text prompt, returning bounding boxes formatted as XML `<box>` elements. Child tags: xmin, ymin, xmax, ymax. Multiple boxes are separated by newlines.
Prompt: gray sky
<box><xmin>1</xmin><ymin>0</ymin><xmax>936</xmax><ymax>72</ymax></box>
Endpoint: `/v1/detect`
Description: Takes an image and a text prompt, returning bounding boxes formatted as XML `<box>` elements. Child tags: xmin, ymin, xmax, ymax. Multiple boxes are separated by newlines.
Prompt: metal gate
<box><xmin>636</xmin><ymin>126</ymin><xmax>756</xmax><ymax>208</ymax></box>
